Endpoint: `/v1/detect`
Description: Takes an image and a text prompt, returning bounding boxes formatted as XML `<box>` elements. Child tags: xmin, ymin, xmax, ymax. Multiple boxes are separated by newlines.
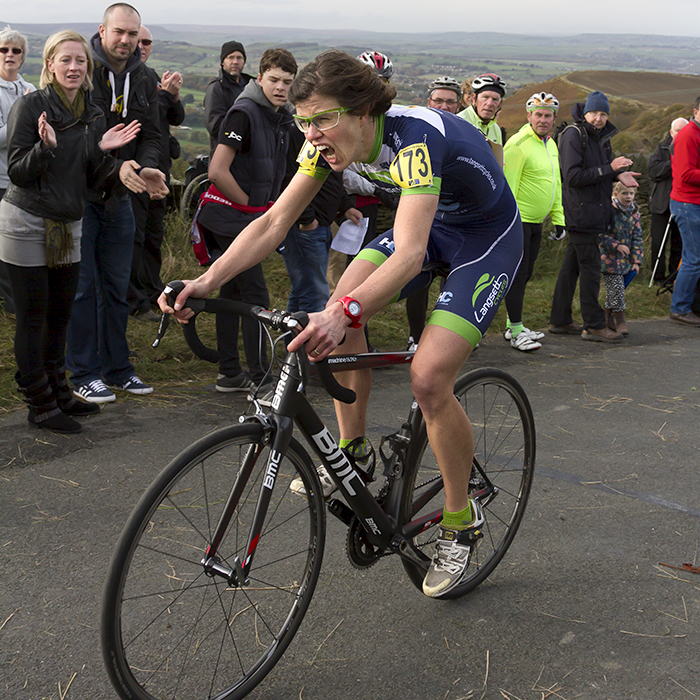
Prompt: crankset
<box><xmin>346</xmin><ymin>516</ymin><xmax>384</xmax><ymax>569</ymax></box>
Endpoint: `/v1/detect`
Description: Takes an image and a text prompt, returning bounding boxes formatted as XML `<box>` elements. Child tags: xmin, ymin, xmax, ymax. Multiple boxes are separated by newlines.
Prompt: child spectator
<box><xmin>599</xmin><ymin>181</ymin><xmax>643</xmax><ymax>336</ymax></box>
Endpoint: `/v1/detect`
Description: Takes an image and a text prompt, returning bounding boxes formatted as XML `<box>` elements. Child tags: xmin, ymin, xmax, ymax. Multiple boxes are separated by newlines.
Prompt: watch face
<box><xmin>348</xmin><ymin>300</ymin><xmax>361</xmax><ymax>316</ymax></box>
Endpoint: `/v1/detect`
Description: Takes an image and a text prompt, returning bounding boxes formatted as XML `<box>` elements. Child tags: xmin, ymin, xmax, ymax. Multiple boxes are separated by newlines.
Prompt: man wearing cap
<box><xmin>549</xmin><ymin>90</ymin><xmax>639</xmax><ymax>341</ymax></box>
<box><xmin>204</xmin><ymin>41</ymin><xmax>253</xmax><ymax>153</ymax></box>
<box><xmin>457</xmin><ymin>73</ymin><xmax>506</xmax><ymax>145</ymax></box>
<box><xmin>501</xmin><ymin>92</ymin><xmax>565</xmax><ymax>352</ymax></box>
<box><xmin>668</xmin><ymin>97</ymin><xmax>700</xmax><ymax>326</ymax></box>
<box><xmin>427</xmin><ymin>76</ymin><xmax>461</xmax><ymax>114</ymax></box>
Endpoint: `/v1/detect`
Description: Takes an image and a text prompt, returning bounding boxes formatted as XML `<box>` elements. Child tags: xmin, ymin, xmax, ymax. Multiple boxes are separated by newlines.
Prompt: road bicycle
<box><xmin>101</xmin><ymin>282</ymin><xmax>536</xmax><ymax>700</ymax></box>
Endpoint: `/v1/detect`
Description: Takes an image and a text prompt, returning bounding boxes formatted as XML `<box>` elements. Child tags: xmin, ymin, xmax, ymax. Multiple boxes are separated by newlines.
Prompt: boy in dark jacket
<box><xmin>548</xmin><ymin>90</ymin><xmax>639</xmax><ymax>342</ymax></box>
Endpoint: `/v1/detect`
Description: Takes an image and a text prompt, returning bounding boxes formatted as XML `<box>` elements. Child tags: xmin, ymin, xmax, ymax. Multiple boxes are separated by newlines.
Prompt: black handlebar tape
<box><xmin>314</xmin><ymin>359</ymin><xmax>356</xmax><ymax>404</ymax></box>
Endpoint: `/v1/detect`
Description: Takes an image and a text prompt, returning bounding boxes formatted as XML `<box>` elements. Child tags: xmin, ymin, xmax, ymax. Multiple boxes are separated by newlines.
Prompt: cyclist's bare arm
<box><xmin>288</xmin><ymin>193</ymin><xmax>438</xmax><ymax>358</ymax></box>
<box><xmin>159</xmin><ymin>172</ymin><xmax>323</xmax><ymax>319</ymax></box>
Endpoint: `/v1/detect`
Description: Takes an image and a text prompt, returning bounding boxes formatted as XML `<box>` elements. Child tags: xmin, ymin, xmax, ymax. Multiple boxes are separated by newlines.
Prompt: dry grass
<box><xmin>0</xmin><ymin>209</ymin><xmax>675</xmax><ymax>415</ymax></box>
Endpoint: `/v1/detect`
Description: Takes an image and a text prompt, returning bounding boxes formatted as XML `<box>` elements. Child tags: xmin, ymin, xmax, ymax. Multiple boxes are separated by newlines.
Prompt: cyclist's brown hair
<box><xmin>259</xmin><ymin>48</ymin><xmax>297</xmax><ymax>76</ymax></box>
<box><xmin>289</xmin><ymin>49</ymin><xmax>396</xmax><ymax>117</ymax></box>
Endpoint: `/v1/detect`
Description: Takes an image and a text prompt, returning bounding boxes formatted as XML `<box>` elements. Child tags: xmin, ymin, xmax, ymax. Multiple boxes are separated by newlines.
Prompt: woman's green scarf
<box><xmin>44</xmin><ymin>81</ymin><xmax>86</xmax><ymax>267</ymax></box>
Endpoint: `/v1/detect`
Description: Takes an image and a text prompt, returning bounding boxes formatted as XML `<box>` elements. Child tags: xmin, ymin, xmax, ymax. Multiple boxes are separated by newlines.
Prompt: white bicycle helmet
<box><xmin>357</xmin><ymin>51</ymin><xmax>393</xmax><ymax>79</ymax></box>
<box><xmin>428</xmin><ymin>76</ymin><xmax>462</xmax><ymax>98</ymax></box>
<box><xmin>471</xmin><ymin>73</ymin><xmax>506</xmax><ymax>97</ymax></box>
<box><xmin>526</xmin><ymin>92</ymin><xmax>560</xmax><ymax>113</ymax></box>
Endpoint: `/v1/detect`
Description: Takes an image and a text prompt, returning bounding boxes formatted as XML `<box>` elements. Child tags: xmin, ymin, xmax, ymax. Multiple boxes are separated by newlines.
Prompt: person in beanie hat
<box><xmin>549</xmin><ymin>89</ymin><xmax>640</xmax><ymax>341</ymax></box>
<box><xmin>584</xmin><ymin>90</ymin><xmax>610</xmax><ymax>115</ymax></box>
<box><xmin>204</xmin><ymin>40</ymin><xmax>253</xmax><ymax>152</ymax></box>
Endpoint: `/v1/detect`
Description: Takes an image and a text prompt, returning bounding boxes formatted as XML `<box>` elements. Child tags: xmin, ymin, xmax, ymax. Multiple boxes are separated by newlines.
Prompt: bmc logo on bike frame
<box><xmin>271</xmin><ymin>365</ymin><xmax>292</xmax><ymax>411</ymax></box>
<box><xmin>473</xmin><ymin>273</ymin><xmax>509</xmax><ymax>323</ymax></box>
<box><xmin>264</xmin><ymin>449</ymin><xmax>282</xmax><ymax>490</ymax></box>
<box><xmin>311</xmin><ymin>427</ymin><xmax>364</xmax><ymax>496</ymax></box>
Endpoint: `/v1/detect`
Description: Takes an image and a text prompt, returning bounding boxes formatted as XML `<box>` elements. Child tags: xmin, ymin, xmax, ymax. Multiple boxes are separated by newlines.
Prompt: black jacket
<box><xmin>204</xmin><ymin>69</ymin><xmax>253</xmax><ymax>153</ymax></box>
<box><xmin>4</xmin><ymin>86</ymin><xmax>120</xmax><ymax>221</ymax></box>
<box><xmin>143</xmin><ymin>65</ymin><xmax>185</xmax><ymax>176</ymax></box>
<box><xmin>198</xmin><ymin>80</ymin><xmax>293</xmax><ymax>238</ymax></box>
<box><xmin>87</xmin><ymin>33</ymin><xmax>160</xmax><ymax>202</ymax></box>
<box><xmin>559</xmin><ymin>103</ymin><xmax>619</xmax><ymax>235</ymax></box>
<box><xmin>646</xmin><ymin>133</ymin><xmax>673</xmax><ymax>215</ymax></box>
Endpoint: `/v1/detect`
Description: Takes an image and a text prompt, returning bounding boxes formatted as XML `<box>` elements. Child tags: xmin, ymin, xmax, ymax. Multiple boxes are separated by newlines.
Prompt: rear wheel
<box><xmin>102</xmin><ymin>423</ymin><xmax>325</xmax><ymax>700</ymax></box>
<box><xmin>400</xmin><ymin>368</ymin><xmax>535</xmax><ymax>598</ymax></box>
<box><xmin>180</xmin><ymin>172</ymin><xmax>209</xmax><ymax>222</ymax></box>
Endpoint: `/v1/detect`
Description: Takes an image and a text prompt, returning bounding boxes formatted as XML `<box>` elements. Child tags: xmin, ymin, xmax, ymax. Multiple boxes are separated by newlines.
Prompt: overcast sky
<box><xmin>2</xmin><ymin>0</ymin><xmax>699</xmax><ymax>37</ymax></box>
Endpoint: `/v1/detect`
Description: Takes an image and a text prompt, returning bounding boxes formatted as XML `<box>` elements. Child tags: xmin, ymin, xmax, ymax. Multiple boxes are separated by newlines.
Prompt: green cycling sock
<box><xmin>441</xmin><ymin>502</ymin><xmax>474</xmax><ymax>531</ymax></box>
<box><xmin>340</xmin><ymin>437</ymin><xmax>369</xmax><ymax>457</ymax></box>
<box><xmin>510</xmin><ymin>322</ymin><xmax>525</xmax><ymax>338</ymax></box>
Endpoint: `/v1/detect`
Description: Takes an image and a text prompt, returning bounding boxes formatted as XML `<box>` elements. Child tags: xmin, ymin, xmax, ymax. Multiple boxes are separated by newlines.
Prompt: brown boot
<box><xmin>581</xmin><ymin>327</ymin><xmax>624</xmax><ymax>343</ymax></box>
<box><xmin>612</xmin><ymin>311</ymin><xmax>628</xmax><ymax>336</ymax></box>
<box><xmin>16</xmin><ymin>371</ymin><xmax>82</xmax><ymax>433</ymax></box>
<box><xmin>605</xmin><ymin>308</ymin><xmax>616</xmax><ymax>331</ymax></box>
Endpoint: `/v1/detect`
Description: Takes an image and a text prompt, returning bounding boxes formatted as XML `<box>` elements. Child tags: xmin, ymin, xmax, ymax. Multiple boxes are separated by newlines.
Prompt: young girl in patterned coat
<box><xmin>599</xmin><ymin>181</ymin><xmax>644</xmax><ymax>335</ymax></box>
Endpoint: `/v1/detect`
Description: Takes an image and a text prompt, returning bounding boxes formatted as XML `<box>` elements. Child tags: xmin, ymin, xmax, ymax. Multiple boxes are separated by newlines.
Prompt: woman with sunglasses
<box><xmin>0</xmin><ymin>26</ymin><xmax>35</xmax><ymax>314</ymax></box>
<box><xmin>0</xmin><ymin>30</ymin><xmax>162</xmax><ymax>433</ymax></box>
<box><xmin>161</xmin><ymin>49</ymin><xmax>523</xmax><ymax>599</ymax></box>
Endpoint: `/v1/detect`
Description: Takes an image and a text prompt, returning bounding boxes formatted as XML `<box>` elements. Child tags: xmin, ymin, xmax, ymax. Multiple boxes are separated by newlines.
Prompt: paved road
<box><xmin>1</xmin><ymin>318</ymin><xmax>699</xmax><ymax>700</ymax></box>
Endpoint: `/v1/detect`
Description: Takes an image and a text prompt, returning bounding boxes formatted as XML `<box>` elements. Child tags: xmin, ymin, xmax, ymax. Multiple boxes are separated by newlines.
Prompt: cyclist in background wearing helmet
<box><xmin>356</xmin><ymin>50</ymin><xmax>393</xmax><ymax>83</ymax></box>
<box><xmin>501</xmin><ymin>92</ymin><xmax>565</xmax><ymax>352</ymax></box>
<box><xmin>457</xmin><ymin>73</ymin><xmax>506</xmax><ymax>145</ymax></box>
<box><xmin>427</xmin><ymin>76</ymin><xmax>461</xmax><ymax>114</ymax></box>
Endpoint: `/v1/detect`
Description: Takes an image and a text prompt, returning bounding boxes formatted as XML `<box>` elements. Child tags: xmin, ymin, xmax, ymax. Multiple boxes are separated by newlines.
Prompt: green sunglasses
<box><xmin>293</xmin><ymin>106</ymin><xmax>351</xmax><ymax>133</ymax></box>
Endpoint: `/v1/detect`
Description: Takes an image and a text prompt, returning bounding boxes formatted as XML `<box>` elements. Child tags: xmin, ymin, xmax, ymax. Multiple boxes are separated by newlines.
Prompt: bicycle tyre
<box><xmin>399</xmin><ymin>368</ymin><xmax>535</xmax><ymax>599</ymax></box>
<box><xmin>102</xmin><ymin>423</ymin><xmax>326</xmax><ymax>700</ymax></box>
<box><xmin>180</xmin><ymin>172</ymin><xmax>209</xmax><ymax>220</ymax></box>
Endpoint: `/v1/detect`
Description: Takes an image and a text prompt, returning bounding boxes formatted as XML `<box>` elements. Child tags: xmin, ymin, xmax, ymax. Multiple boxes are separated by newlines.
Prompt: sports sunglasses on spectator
<box><xmin>139</xmin><ymin>39</ymin><xmax>153</xmax><ymax>46</ymax></box>
<box><xmin>0</xmin><ymin>47</ymin><xmax>23</xmax><ymax>54</ymax></box>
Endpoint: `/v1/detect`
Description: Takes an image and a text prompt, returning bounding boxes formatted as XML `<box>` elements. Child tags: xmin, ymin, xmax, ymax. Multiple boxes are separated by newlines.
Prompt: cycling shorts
<box><xmin>356</xmin><ymin>193</ymin><xmax>523</xmax><ymax>347</ymax></box>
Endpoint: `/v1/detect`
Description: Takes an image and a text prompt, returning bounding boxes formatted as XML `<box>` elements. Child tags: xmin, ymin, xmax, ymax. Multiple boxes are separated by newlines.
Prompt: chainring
<box><xmin>345</xmin><ymin>516</ymin><xmax>384</xmax><ymax>569</ymax></box>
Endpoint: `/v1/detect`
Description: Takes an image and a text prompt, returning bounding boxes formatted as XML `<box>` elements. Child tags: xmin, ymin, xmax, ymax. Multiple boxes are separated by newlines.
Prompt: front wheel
<box><xmin>400</xmin><ymin>368</ymin><xmax>536</xmax><ymax>598</ymax></box>
<box><xmin>101</xmin><ymin>423</ymin><xmax>326</xmax><ymax>700</ymax></box>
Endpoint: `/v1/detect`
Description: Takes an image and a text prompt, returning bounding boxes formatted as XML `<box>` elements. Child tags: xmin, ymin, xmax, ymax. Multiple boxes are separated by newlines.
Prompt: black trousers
<box><xmin>127</xmin><ymin>192</ymin><xmax>167</xmax><ymax>314</ymax></box>
<box><xmin>504</xmin><ymin>221</ymin><xmax>543</xmax><ymax>325</ymax></box>
<box><xmin>549</xmin><ymin>235</ymin><xmax>606</xmax><ymax>330</ymax></box>
<box><xmin>5</xmin><ymin>262</ymin><xmax>80</xmax><ymax>379</ymax></box>
<box><xmin>650</xmin><ymin>210</ymin><xmax>682</xmax><ymax>282</ymax></box>
<box><xmin>211</xmin><ymin>229</ymin><xmax>270</xmax><ymax>383</ymax></box>
<box><xmin>0</xmin><ymin>188</ymin><xmax>15</xmax><ymax>315</ymax></box>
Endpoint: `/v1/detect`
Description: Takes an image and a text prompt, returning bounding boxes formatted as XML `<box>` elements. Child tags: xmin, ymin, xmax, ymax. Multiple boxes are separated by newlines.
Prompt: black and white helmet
<box><xmin>357</xmin><ymin>51</ymin><xmax>393</xmax><ymax>79</ymax></box>
<box><xmin>428</xmin><ymin>76</ymin><xmax>462</xmax><ymax>98</ymax></box>
<box><xmin>471</xmin><ymin>73</ymin><xmax>506</xmax><ymax>97</ymax></box>
<box><xmin>526</xmin><ymin>92</ymin><xmax>559</xmax><ymax>113</ymax></box>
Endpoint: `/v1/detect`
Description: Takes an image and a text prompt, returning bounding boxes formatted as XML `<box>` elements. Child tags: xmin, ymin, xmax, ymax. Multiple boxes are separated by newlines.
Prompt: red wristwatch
<box><xmin>336</xmin><ymin>296</ymin><xmax>362</xmax><ymax>328</ymax></box>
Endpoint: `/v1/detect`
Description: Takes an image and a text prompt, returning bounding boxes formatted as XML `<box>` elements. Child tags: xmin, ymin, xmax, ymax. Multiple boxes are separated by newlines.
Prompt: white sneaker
<box><xmin>503</xmin><ymin>326</ymin><xmax>545</xmax><ymax>341</ymax></box>
<box><xmin>510</xmin><ymin>331</ymin><xmax>542</xmax><ymax>352</ymax></box>
<box><xmin>422</xmin><ymin>500</ymin><xmax>485</xmax><ymax>598</ymax></box>
<box><xmin>290</xmin><ymin>466</ymin><xmax>337</xmax><ymax>498</ymax></box>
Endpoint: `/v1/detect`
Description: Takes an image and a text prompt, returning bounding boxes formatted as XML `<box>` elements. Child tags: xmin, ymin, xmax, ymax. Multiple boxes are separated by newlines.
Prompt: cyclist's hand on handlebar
<box><xmin>287</xmin><ymin>304</ymin><xmax>348</xmax><ymax>361</ymax></box>
<box><xmin>157</xmin><ymin>278</ymin><xmax>209</xmax><ymax>324</ymax></box>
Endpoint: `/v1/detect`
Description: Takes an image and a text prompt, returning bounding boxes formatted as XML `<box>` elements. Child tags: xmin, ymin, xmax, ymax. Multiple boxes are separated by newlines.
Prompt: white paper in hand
<box><xmin>331</xmin><ymin>217</ymin><xmax>370</xmax><ymax>255</ymax></box>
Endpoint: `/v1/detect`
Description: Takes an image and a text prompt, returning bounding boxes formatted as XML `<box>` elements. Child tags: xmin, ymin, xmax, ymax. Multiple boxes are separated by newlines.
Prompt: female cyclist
<box><xmin>161</xmin><ymin>50</ymin><xmax>523</xmax><ymax>598</ymax></box>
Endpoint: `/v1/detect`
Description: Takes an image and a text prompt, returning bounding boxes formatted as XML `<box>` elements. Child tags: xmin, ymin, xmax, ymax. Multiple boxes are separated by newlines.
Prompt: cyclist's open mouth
<box><xmin>317</xmin><ymin>144</ymin><xmax>338</xmax><ymax>166</ymax></box>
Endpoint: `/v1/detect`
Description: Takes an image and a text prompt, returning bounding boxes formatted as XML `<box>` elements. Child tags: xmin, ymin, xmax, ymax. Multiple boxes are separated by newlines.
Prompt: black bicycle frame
<box><xmin>204</xmin><ymin>348</ymin><xmax>440</xmax><ymax>583</ymax></box>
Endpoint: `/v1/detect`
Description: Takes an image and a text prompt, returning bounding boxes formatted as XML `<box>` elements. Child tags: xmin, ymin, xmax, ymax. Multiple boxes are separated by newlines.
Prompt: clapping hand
<box><xmin>37</xmin><ymin>112</ymin><xmax>56</xmax><ymax>149</ymax></box>
<box><xmin>161</xmin><ymin>70</ymin><xmax>183</xmax><ymax>97</ymax></box>
<box><xmin>119</xmin><ymin>160</ymin><xmax>169</xmax><ymax>199</ymax></box>
<box><xmin>100</xmin><ymin>120</ymin><xmax>141</xmax><ymax>151</ymax></box>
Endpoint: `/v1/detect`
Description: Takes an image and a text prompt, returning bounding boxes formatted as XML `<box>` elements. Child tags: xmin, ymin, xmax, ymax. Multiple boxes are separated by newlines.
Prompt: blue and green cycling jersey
<box><xmin>297</xmin><ymin>104</ymin><xmax>508</xmax><ymax>226</ymax></box>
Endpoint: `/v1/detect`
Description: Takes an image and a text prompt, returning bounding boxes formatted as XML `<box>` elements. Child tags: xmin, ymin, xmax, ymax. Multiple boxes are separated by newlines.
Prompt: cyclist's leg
<box><xmin>410</xmin><ymin>325</ymin><xmax>474</xmax><ymax>513</ymax></box>
<box><xmin>327</xmin><ymin>258</ymin><xmax>376</xmax><ymax>441</ymax></box>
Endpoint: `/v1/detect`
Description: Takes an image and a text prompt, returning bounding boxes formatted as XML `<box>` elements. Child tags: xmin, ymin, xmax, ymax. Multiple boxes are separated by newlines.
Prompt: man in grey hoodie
<box><xmin>195</xmin><ymin>47</ymin><xmax>297</xmax><ymax>394</ymax></box>
<box><xmin>65</xmin><ymin>3</ymin><xmax>166</xmax><ymax>404</ymax></box>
